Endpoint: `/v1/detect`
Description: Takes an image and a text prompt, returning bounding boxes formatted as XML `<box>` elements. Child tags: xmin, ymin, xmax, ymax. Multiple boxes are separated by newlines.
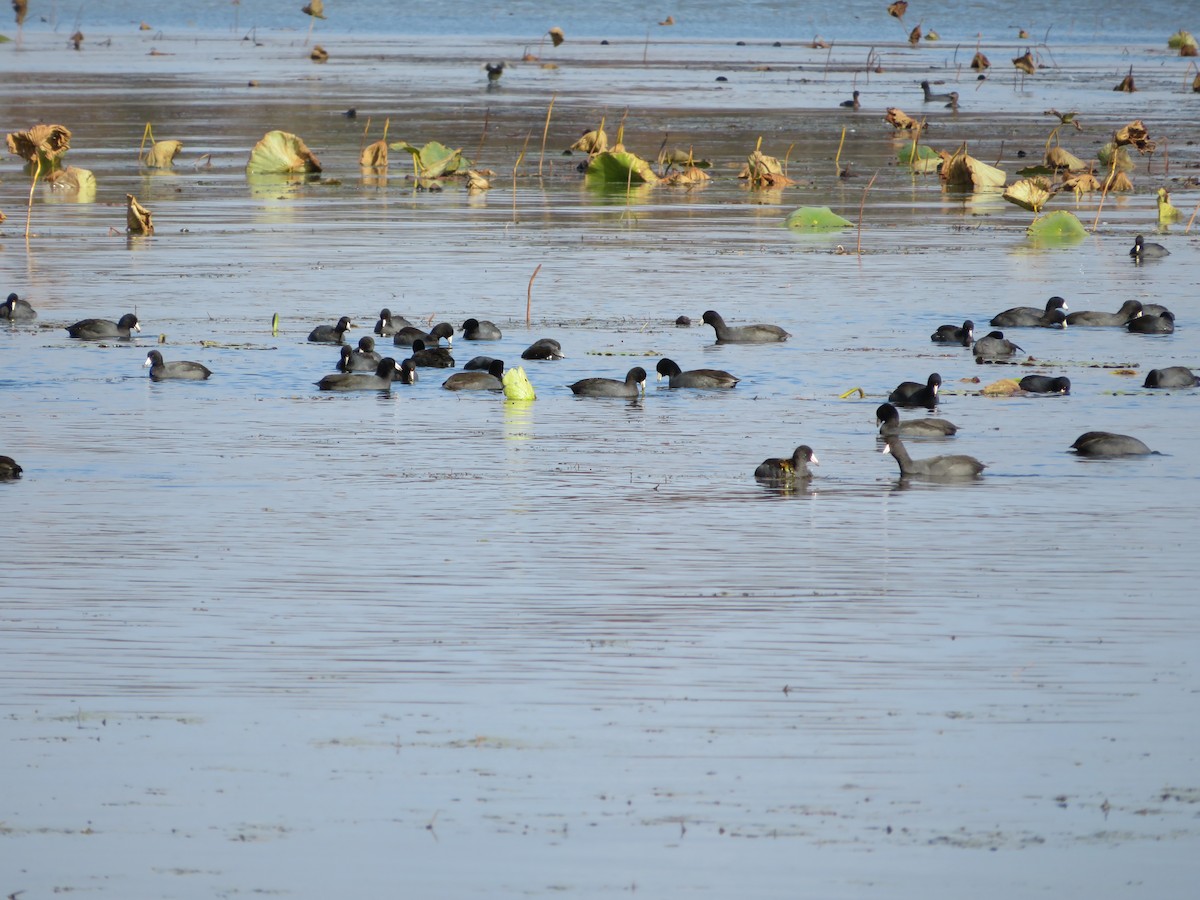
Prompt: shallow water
<box><xmin>2</xmin><ymin>16</ymin><xmax>1200</xmax><ymax>900</ymax></box>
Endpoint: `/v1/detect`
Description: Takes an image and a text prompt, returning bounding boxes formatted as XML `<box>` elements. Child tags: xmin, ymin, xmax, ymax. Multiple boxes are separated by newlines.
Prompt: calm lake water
<box><xmin>2</xmin><ymin>7</ymin><xmax>1199</xmax><ymax>898</ymax></box>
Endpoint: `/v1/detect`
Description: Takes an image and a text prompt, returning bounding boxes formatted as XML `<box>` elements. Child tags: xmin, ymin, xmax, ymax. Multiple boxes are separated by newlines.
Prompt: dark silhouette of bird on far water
<box><xmin>840</xmin><ymin>90</ymin><xmax>860</xmax><ymax>109</ymax></box>
<box><xmin>485</xmin><ymin>62</ymin><xmax>505</xmax><ymax>86</ymax></box>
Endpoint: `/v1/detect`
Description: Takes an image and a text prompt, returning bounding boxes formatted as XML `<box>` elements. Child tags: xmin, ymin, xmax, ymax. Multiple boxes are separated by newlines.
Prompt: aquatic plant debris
<box><xmin>586</xmin><ymin>150</ymin><xmax>659</xmax><ymax>186</ymax></box>
<box><xmin>144</xmin><ymin>140</ymin><xmax>182</xmax><ymax>168</ymax></box>
<box><xmin>246</xmin><ymin>130</ymin><xmax>322</xmax><ymax>175</ymax></box>
<box><xmin>785</xmin><ymin>206</ymin><xmax>854</xmax><ymax>230</ymax></box>
<box><xmin>126</xmin><ymin>193</ymin><xmax>154</xmax><ymax>234</ymax></box>
<box><xmin>46</xmin><ymin>166</ymin><xmax>96</xmax><ymax>201</ymax></box>
<box><xmin>1026</xmin><ymin>210</ymin><xmax>1087</xmax><ymax>244</ymax></box>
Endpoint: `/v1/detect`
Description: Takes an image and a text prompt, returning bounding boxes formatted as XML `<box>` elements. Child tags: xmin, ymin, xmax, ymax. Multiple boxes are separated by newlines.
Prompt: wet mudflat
<box><xmin>2</xmin><ymin>14</ymin><xmax>1199</xmax><ymax>899</ymax></box>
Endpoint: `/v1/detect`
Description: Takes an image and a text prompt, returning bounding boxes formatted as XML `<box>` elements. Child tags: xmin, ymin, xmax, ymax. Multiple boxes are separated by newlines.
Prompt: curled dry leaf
<box><xmin>126</xmin><ymin>193</ymin><xmax>154</xmax><ymax>234</ymax></box>
<box><xmin>246</xmin><ymin>130</ymin><xmax>322</xmax><ymax>174</ymax></box>
<box><xmin>1113</xmin><ymin>67</ymin><xmax>1136</xmax><ymax>92</ymax></box>
<box><xmin>548</xmin><ymin>27</ymin><xmax>565</xmax><ymax>47</ymax></box>
<box><xmin>970</xmin><ymin>51</ymin><xmax>990</xmax><ymax>69</ymax></box>
<box><xmin>1157</xmin><ymin>187</ymin><xmax>1182</xmax><ymax>225</ymax></box>
<box><xmin>46</xmin><ymin>166</ymin><xmax>96</xmax><ymax>200</ymax></box>
<box><xmin>660</xmin><ymin>166</ymin><xmax>710</xmax><ymax>187</ymax></box>
<box><xmin>659</xmin><ymin>15</ymin><xmax>675</xmax><ymax>26</ymax></box>
<box><xmin>0</xmin><ymin>210</ymin><xmax>6</xmax><ymax>224</ymax></box>
<box><xmin>1012</xmin><ymin>50</ymin><xmax>1036</xmax><ymax>75</ymax></box>
<box><xmin>6</xmin><ymin>124</ymin><xmax>72</xmax><ymax>169</ymax></box>
<box><xmin>1108</xmin><ymin>171</ymin><xmax>1134</xmax><ymax>192</ymax></box>
<box><xmin>1045</xmin><ymin>146</ymin><xmax>1087</xmax><ymax>171</ymax></box>
<box><xmin>1193</xmin><ymin>72</ymin><xmax>1200</xmax><ymax>92</ymax></box>
<box><xmin>301</xmin><ymin>1</ymin><xmax>325</xmax><ymax>19</ymax></box>
<box><xmin>465</xmin><ymin>170</ymin><xmax>491</xmax><ymax>192</ymax></box>
<box><xmin>939</xmin><ymin>143</ymin><xmax>1006</xmax><ymax>189</ymax></box>
<box><xmin>1002</xmin><ymin>177</ymin><xmax>1052</xmax><ymax>213</ymax></box>
<box><xmin>310</xmin><ymin>45</ymin><xmax>328</xmax><ymax>62</ymax></box>
<box><xmin>1114</xmin><ymin>120</ymin><xmax>1155</xmax><ymax>153</ymax></box>
<box><xmin>884</xmin><ymin>107</ymin><xmax>920</xmax><ymax>130</ymax></box>
<box><xmin>1062</xmin><ymin>172</ymin><xmax>1100</xmax><ymax>196</ymax></box>
<box><xmin>908</xmin><ymin>25</ymin><xmax>921</xmax><ymax>45</ymax></box>
<box><xmin>980</xmin><ymin>378</ymin><xmax>1022</xmax><ymax>396</ymax></box>
<box><xmin>359</xmin><ymin>139</ymin><xmax>387</xmax><ymax>168</ymax></box>
<box><xmin>1167</xmin><ymin>30</ymin><xmax>1197</xmax><ymax>51</ymax></box>
<box><xmin>739</xmin><ymin>149</ymin><xmax>794</xmax><ymax>188</ymax></box>
<box><xmin>570</xmin><ymin>128</ymin><xmax>608</xmax><ymax>155</ymax></box>
<box><xmin>1098</xmin><ymin>142</ymin><xmax>1134</xmax><ymax>173</ymax></box>
<box><xmin>887</xmin><ymin>1</ymin><xmax>908</xmax><ymax>19</ymax></box>
<box><xmin>69</xmin><ymin>30</ymin><xmax>83</xmax><ymax>49</ymax></box>
<box><xmin>144</xmin><ymin>139</ymin><xmax>182</xmax><ymax>168</ymax></box>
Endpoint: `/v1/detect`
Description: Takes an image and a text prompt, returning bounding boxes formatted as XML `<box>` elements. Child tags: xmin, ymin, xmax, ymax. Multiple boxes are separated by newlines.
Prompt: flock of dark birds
<box><xmin>0</xmin><ymin>232</ymin><xmax>1185</xmax><ymax>485</ymax></box>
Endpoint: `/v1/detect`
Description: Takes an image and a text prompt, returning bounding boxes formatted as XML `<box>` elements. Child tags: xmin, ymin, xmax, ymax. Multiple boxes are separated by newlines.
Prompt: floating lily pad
<box><xmin>247</xmin><ymin>130</ymin><xmax>321</xmax><ymax>175</ymax></box>
<box><xmin>1003</xmin><ymin>178</ymin><xmax>1052</xmax><ymax>213</ymax></box>
<box><xmin>784</xmin><ymin>206</ymin><xmax>854</xmax><ymax>230</ymax></box>
<box><xmin>1027</xmin><ymin>210</ymin><xmax>1087</xmax><ymax>245</ymax></box>
<box><xmin>391</xmin><ymin>140</ymin><xmax>469</xmax><ymax>179</ymax></box>
<box><xmin>585</xmin><ymin>150</ymin><xmax>659</xmax><ymax>186</ymax></box>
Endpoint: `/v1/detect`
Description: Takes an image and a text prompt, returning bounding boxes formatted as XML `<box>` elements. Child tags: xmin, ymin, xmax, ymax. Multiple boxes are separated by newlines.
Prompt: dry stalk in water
<box><xmin>526</xmin><ymin>264</ymin><xmax>542</xmax><ymax>326</ymax></box>
<box><xmin>538</xmin><ymin>94</ymin><xmax>556</xmax><ymax>177</ymax></box>
<box><xmin>856</xmin><ymin>171</ymin><xmax>878</xmax><ymax>255</ymax></box>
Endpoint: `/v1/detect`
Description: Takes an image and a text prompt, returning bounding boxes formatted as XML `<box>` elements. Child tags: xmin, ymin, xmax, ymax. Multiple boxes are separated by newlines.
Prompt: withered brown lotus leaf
<box><xmin>1108</xmin><ymin>171</ymin><xmax>1134</xmax><ymax>192</ymax></box>
<box><xmin>310</xmin><ymin>45</ymin><xmax>328</xmax><ymax>62</ymax></box>
<box><xmin>6</xmin><ymin>124</ymin><xmax>72</xmax><ymax>169</ymax></box>
<box><xmin>940</xmin><ymin>143</ymin><xmax>1006</xmax><ymax>189</ymax></box>
<box><xmin>981</xmin><ymin>378</ymin><xmax>1021</xmax><ymax>396</ymax></box>
<box><xmin>301</xmin><ymin>1</ymin><xmax>325</xmax><ymax>19</ymax></box>
<box><xmin>1193</xmin><ymin>72</ymin><xmax>1200</xmax><ymax>92</ymax></box>
<box><xmin>548</xmin><ymin>27</ymin><xmax>565</xmax><ymax>47</ymax></box>
<box><xmin>0</xmin><ymin>210</ymin><xmax>6</xmax><ymax>224</ymax></box>
<box><xmin>739</xmin><ymin>149</ymin><xmax>794</xmax><ymax>188</ymax></box>
<box><xmin>1098</xmin><ymin>142</ymin><xmax>1134</xmax><ymax>173</ymax></box>
<box><xmin>570</xmin><ymin>128</ymin><xmax>608</xmax><ymax>155</ymax></box>
<box><xmin>144</xmin><ymin>139</ymin><xmax>182</xmax><ymax>168</ymax></box>
<box><xmin>126</xmin><ymin>193</ymin><xmax>154</xmax><ymax>234</ymax></box>
<box><xmin>1062</xmin><ymin>172</ymin><xmax>1100</xmax><ymax>196</ymax></box>
<box><xmin>1012</xmin><ymin>50</ymin><xmax>1036</xmax><ymax>75</ymax></box>
<box><xmin>1045</xmin><ymin>146</ymin><xmax>1087</xmax><ymax>171</ymax></box>
<box><xmin>884</xmin><ymin>107</ymin><xmax>920</xmax><ymax>130</ymax></box>
<box><xmin>661</xmin><ymin>166</ymin><xmax>711</xmax><ymax>187</ymax></box>
<box><xmin>13</xmin><ymin>0</ymin><xmax>27</xmax><ymax>26</ymax></box>
<box><xmin>1002</xmin><ymin>177</ymin><xmax>1052</xmax><ymax>213</ymax></box>
<box><xmin>888</xmin><ymin>1</ymin><xmax>908</xmax><ymax>19</ymax></box>
<box><xmin>1113</xmin><ymin>68</ymin><xmax>1135</xmax><ymax>92</ymax></box>
<box><xmin>246</xmin><ymin>130</ymin><xmax>322</xmax><ymax>174</ymax></box>
<box><xmin>69</xmin><ymin>30</ymin><xmax>83</xmax><ymax>49</ymax></box>
<box><xmin>908</xmin><ymin>25</ymin><xmax>921</xmax><ymax>45</ymax></box>
<box><xmin>970</xmin><ymin>51</ymin><xmax>990</xmax><ymax>69</ymax></box>
<box><xmin>465</xmin><ymin>170</ymin><xmax>491</xmax><ymax>193</ymax></box>
<box><xmin>359</xmin><ymin>139</ymin><xmax>388</xmax><ymax>168</ymax></box>
<box><xmin>1114</xmin><ymin>120</ymin><xmax>1154</xmax><ymax>153</ymax></box>
<box><xmin>47</xmin><ymin>166</ymin><xmax>96</xmax><ymax>200</ymax></box>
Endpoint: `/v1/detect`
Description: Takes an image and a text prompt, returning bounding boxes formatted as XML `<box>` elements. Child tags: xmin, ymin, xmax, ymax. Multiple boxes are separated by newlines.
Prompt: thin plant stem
<box><xmin>538</xmin><ymin>94</ymin><xmax>557</xmax><ymax>177</ymax></box>
<box><xmin>526</xmin><ymin>264</ymin><xmax>542</xmax><ymax>327</ymax></box>
<box><xmin>25</xmin><ymin>154</ymin><xmax>42</xmax><ymax>240</ymax></box>
<box><xmin>856</xmin><ymin>171</ymin><xmax>878</xmax><ymax>256</ymax></box>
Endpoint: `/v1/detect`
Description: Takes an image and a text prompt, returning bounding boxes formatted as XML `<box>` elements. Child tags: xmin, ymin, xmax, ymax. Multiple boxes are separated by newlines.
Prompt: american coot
<box><xmin>393</xmin><ymin>322</ymin><xmax>454</xmax><ymax>348</ymax></box>
<box><xmin>0</xmin><ymin>455</ymin><xmax>23</xmax><ymax>479</ymax></box>
<box><xmin>1065</xmin><ymin>300</ymin><xmax>1143</xmax><ymax>327</ymax></box>
<box><xmin>1070</xmin><ymin>431</ymin><xmax>1155</xmax><ymax>457</ymax></box>
<box><xmin>3</xmin><ymin>292</ymin><xmax>37</xmax><ymax>321</ymax></box>
<box><xmin>840</xmin><ymin>90</ymin><xmax>861</xmax><ymax>109</ymax></box>
<box><xmin>655</xmin><ymin>358</ymin><xmax>739</xmax><ymax>390</ymax></box>
<box><xmin>974</xmin><ymin>331</ymin><xmax>1025</xmax><ymax>361</ymax></box>
<box><xmin>464</xmin><ymin>355</ymin><xmax>500</xmax><ymax>370</ymax></box>
<box><xmin>569</xmin><ymin>366</ymin><xmax>647</xmax><ymax>398</ymax></box>
<box><xmin>755</xmin><ymin>445</ymin><xmax>818</xmax><ymax>482</ymax></box>
<box><xmin>316</xmin><ymin>357</ymin><xmax>401</xmax><ymax>391</ymax></box>
<box><xmin>930</xmin><ymin>320</ymin><xmax>974</xmax><ymax>346</ymax></box>
<box><xmin>990</xmin><ymin>296</ymin><xmax>1068</xmax><ymax>327</ymax></box>
<box><xmin>1018</xmin><ymin>375</ymin><xmax>1071</xmax><ymax>394</ymax></box>
<box><xmin>889</xmin><ymin>372</ymin><xmax>941</xmax><ymax>408</ymax></box>
<box><xmin>1130</xmin><ymin>235</ymin><xmax>1169</xmax><ymax>260</ymax></box>
<box><xmin>1143</xmin><ymin>366</ymin><xmax>1198</xmax><ymax>388</ymax></box>
<box><xmin>374</xmin><ymin>308</ymin><xmax>412</xmax><ymax>336</ymax></box>
<box><xmin>701</xmin><ymin>310</ymin><xmax>790</xmax><ymax>343</ymax></box>
<box><xmin>521</xmin><ymin>338</ymin><xmax>565</xmax><ymax>360</ymax></box>
<box><xmin>882</xmin><ymin>435</ymin><xmax>985</xmax><ymax>479</ymax></box>
<box><xmin>67</xmin><ymin>313</ymin><xmax>141</xmax><ymax>340</ymax></box>
<box><xmin>408</xmin><ymin>339</ymin><xmax>455</xmax><ymax>368</ymax></box>
<box><xmin>875</xmin><ymin>402</ymin><xmax>957</xmax><ymax>437</ymax></box>
<box><xmin>308</xmin><ymin>316</ymin><xmax>354</xmax><ymax>343</ymax></box>
<box><xmin>337</xmin><ymin>337</ymin><xmax>382</xmax><ymax>372</ymax></box>
<box><xmin>921</xmin><ymin>80</ymin><xmax>955</xmax><ymax>102</ymax></box>
<box><xmin>443</xmin><ymin>359</ymin><xmax>505</xmax><ymax>391</ymax></box>
<box><xmin>1140</xmin><ymin>303</ymin><xmax>1173</xmax><ymax>318</ymax></box>
<box><xmin>461</xmin><ymin>318</ymin><xmax>502</xmax><ymax>341</ymax></box>
<box><xmin>395</xmin><ymin>359</ymin><xmax>419</xmax><ymax>385</ymax></box>
<box><xmin>1127</xmin><ymin>311</ymin><xmax>1175</xmax><ymax>334</ymax></box>
<box><xmin>144</xmin><ymin>350</ymin><xmax>212</xmax><ymax>381</ymax></box>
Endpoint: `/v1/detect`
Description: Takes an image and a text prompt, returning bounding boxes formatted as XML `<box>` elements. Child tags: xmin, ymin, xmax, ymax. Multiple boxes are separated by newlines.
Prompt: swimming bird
<box><xmin>308</xmin><ymin>316</ymin><xmax>354</xmax><ymax>343</ymax></box>
<box><xmin>1070</xmin><ymin>431</ymin><xmax>1155</xmax><ymax>457</ymax></box>
<box><xmin>461</xmin><ymin>318</ymin><xmax>502</xmax><ymax>341</ymax></box>
<box><xmin>921</xmin><ymin>79</ymin><xmax>955</xmax><ymax>102</ymax></box>
<box><xmin>655</xmin><ymin>358</ymin><xmax>739</xmax><ymax>389</ymax></box>
<box><xmin>889</xmin><ymin>372</ymin><xmax>941</xmax><ymax>408</ymax></box>
<box><xmin>464</xmin><ymin>355</ymin><xmax>501</xmax><ymax>370</ymax></box>
<box><xmin>882</xmin><ymin>435</ymin><xmax>985</xmax><ymax>479</ymax></box>
<box><xmin>930</xmin><ymin>320</ymin><xmax>974</xmax><ymax>346</ymax></box>
<box><xmin>0</xmin><ymin>455</ymin><xmax>23</xmax><ymax>479</ymax></box>
<box><xmin>1018</xmin><ymin>375</ymin><xmax>1071</xmax><ymax>394</ymax></box>
<box><xmin>443</xmin><ymin>359</ymin><xmax>505</xmax><ymax>391</ymax></box>
<box><xmin>393</xmin><ymin>322</ymin><xmax>454</xmax><ymax>348</ymax></box>
<box><xmin>337</xmin><ymin>337</ymin><xmax>382</xmax><ymax>372</ymax></box>
<box><xmin>1066</xmin><ymin>300</ymin><xmax>1142</xmax><ymax>327</ymax></box>
<box><xmin>395</xmin><ymin>358</ymin><xmax>419</xmax><ymax>384</ymax></box>
<box><xmin>990</xmin><ymin>295</ymin><xmax>1068</xmax><ymax>327</ymax></box>
<box><xmin>521</xmin><ymin>338</ymin><xmax>565</xmax><ymax>360</ymax></box>
<box><xmin>700</xmin><ymin>309</ymin><xmax>790</xmax><ymax>343</ymax></box>
<box><xmin>2</xmin><ymin>292</ymin><xmax>37</xmax><ymax>321</ymax></box>
<box><xmin>1140</xmin><ymin>303</ymin><xmax>1173</xmax><ymax>318</ymax></box>
<box><xmin>944</xmin><ymin>91</ymin><xmax>960</xmax><ymax>110</ymax></box>
<box><xmin>374</xmin><ymin>308</ymin><xmax>412</xmax><ymax>336</ymax></box>
<box><xmin>485</xmin><ymin>61</ymin><xmax>505</xmax><ymax>83</ymax></box>
<box><xmin>408</xmin><ymin>339</ymin><xmax>455</xmax><ymax>368</ymax></box>
<box><xmin>569</xmin><ymin>366</ymin><xmax>647</xmax><ymax>398</ymax></box>
<box><xmin>1127</xmin><ymin>311</ymin><xmax>1175</xmax><ymax>334</ymax></box>
<box><xmin>1143</xmin><ymin>366</ymin><xmax>1198</xmax><ymax>388</ymax></box>
<box><xmin>840</xmin><ymin>90</ymin><xmax>861</xmax><ymax>109</ymax></box>
<box><xmin>316</xmin><ymin>357</ymin><xmax>401</xmax><ymax>391</ymax></box>
<box><xmin>67</xmin><ymin>313</ymin><xmax>141</xmax><ymax>340</ymax></box>
<box><xmin>875</xmin><ymin>402</ymin><xmax>957</xmax><ymax>437</ymax></box>
<box><xmin>754</xmin><ymin>445</ymin><xmax>818</xmax><ymax>483</ymax></box>
<box><xmin>143</xmin><ymin>350</ymin><xmax>212</xmax><ymax>381</ymax></box>
<box><xmin>974</xmin><ymin>331</ymin><xmax>1025</xmax><ymax>361</ymax></box>
<box><xmin>1130</xmin><ymin>235</ymin><xmax>1169</xmax><ymax>260</ymax></box>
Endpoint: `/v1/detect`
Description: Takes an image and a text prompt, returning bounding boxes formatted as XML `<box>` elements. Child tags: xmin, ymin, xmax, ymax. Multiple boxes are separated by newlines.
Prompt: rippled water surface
<box><xmin>2</xmin><ymin>13</ymin><xmax>1199</xmax><ymax>899</ymax></box>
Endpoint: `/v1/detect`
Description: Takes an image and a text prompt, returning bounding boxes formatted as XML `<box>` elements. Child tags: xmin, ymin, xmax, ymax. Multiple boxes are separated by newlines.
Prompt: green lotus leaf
<box><xmin>1027</xmin><ymin>210</ymin><xmax>1087</xmax><ymax>245</ymax></box>
<box><xmin>390</xmin><ymin>140</ymin><xmax>469</xmax><ymax>179</ymax></box>
<box><xmin>784</xmin><ymin>206</ymin><xmax>854</xmax><ymax>230</ymax></box>
<box><xmin>502</xmin><ymin>366</ymin><xmax>536</xmax><ymax>401</ymax></box>
<box><xmin>1167</xmin><ymin>30</ymin><xmax>1197</xmax><ymax>49</ymax></box>
<box><xmin>246</xmin><ymin>130</ymin><xmax>322</xmax><ymax>175</ymax></box>
<box><xmin>896</xmin><ymin>141</ymin><xmax>938</xmax><ymax>164</ymax></box>
<box><xmin>585</xmin><ymin>150</ymin><xmax>659</xmax><ymax>186</ymax></box>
